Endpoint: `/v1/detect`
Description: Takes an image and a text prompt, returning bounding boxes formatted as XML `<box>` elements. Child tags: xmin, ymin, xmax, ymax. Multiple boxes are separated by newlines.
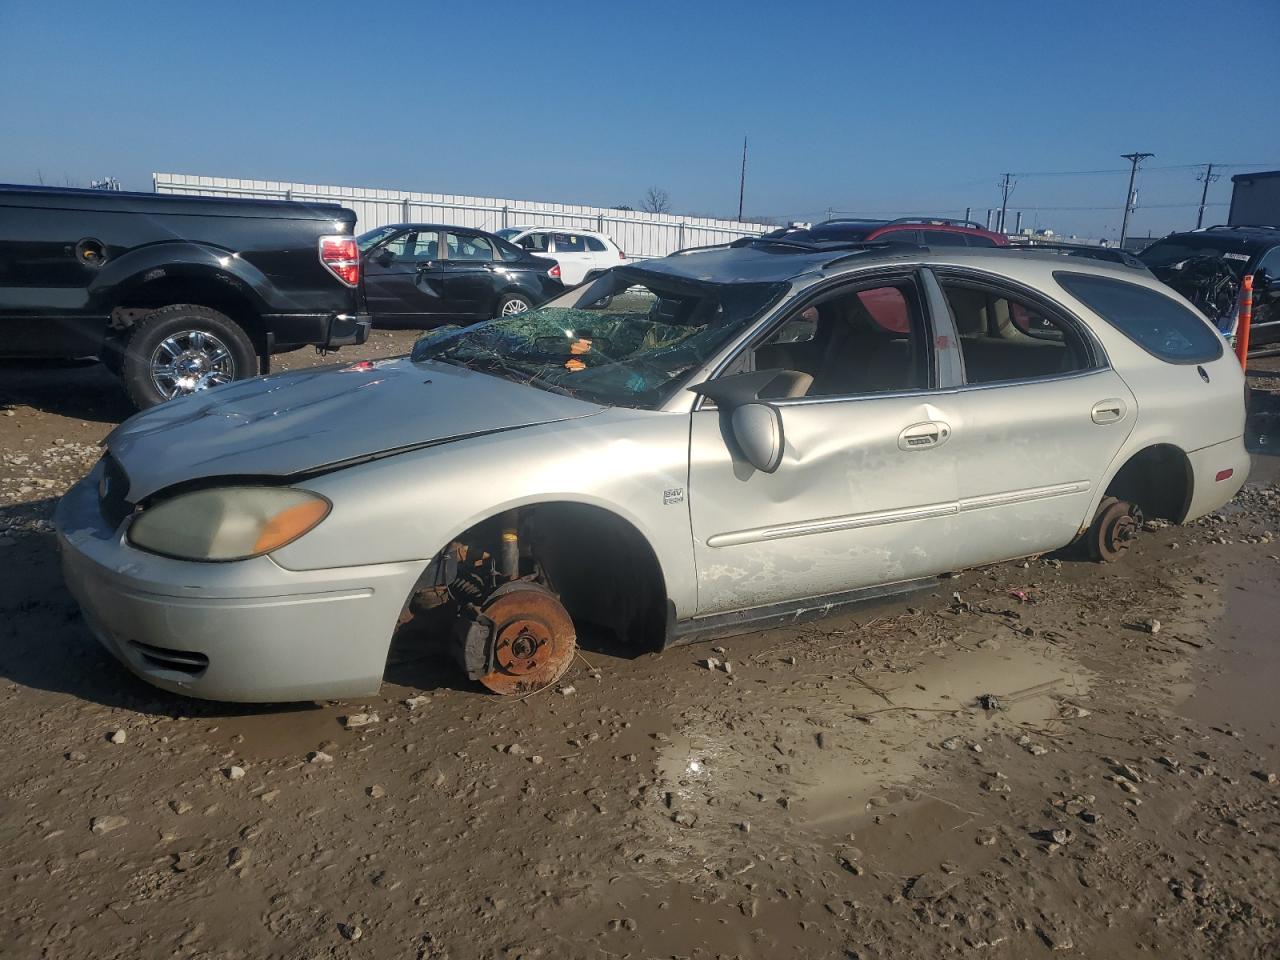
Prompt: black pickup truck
<box><xmin>0</xmin><ymin>184</ymin><xmax>370</xmax><ymax>407</ymax></box>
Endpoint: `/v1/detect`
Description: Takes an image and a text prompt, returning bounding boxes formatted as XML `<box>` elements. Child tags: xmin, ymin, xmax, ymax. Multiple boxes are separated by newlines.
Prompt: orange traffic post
<box><xmin>1235</xmin><ymin>273</ymin><xmax>1254</xmax><ymax>366</ymax></box>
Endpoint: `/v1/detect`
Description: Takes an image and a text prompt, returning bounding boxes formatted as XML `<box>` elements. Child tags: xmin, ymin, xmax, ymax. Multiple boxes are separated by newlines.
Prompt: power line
<box><xmin>1011</xmin><ymin>160</ymin><xmax>1277</xmax><ymax>178</ymax></box>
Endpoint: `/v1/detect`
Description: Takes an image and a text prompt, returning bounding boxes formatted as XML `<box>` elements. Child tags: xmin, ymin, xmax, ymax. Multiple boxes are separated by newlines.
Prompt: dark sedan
<box><xmin>357</xmin><ymin>223</ymin><xmax>564</xmax><ymax>326</ymax></box>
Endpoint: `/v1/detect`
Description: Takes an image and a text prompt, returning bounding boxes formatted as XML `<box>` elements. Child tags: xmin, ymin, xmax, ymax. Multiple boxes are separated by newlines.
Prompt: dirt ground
<box><xmin>2</xmin><ymin>337</ymin><xmax>1279</xmax><ymax>960</ymax></box>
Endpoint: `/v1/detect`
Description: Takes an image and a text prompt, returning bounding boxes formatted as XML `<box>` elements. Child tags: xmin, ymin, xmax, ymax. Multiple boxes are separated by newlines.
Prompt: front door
<box><xmin>686</xmin><ymin>272</ymin><xmax>961</xmax><ymax>616</ymax></box>
<box><xmin>930</xmin><ymin>269</ymin><xmax>1136</xmax><ymax>564</ymax></box>
<box><xmin>362</xmin><ymin>229</ymin><xmax>445</xmax><ymax>324</ymax></box>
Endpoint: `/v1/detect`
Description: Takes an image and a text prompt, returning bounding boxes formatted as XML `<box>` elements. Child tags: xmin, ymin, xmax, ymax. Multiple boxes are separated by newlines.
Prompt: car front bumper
<box><xmin>54</xmin><ymin>465</ymin><xmax>424</xmax><ymax>702</ymax></box>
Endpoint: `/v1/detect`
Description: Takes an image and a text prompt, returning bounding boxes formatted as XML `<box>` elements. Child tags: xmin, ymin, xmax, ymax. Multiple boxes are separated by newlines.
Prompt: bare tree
<box><xmin>642</xmin><ymin>187</ymin><xmax>671</xmax><ymax>214</ymax></box>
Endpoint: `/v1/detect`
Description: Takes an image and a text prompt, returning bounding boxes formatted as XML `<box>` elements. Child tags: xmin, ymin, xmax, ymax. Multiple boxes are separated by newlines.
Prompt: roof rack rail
<box><xmin>1199</xmin><ymin>224</ymin><xmax>1279</xmax><ymax>232</ymax></box>
<box><xmin>1015</xmin><ymin>242</ymin><xmax>1147</xmax><ymax>269</ymax></box>
<box><xmin>883</xmin><ymin>216</ymin><xmax>989</xmax><ymax>231</ymax></box>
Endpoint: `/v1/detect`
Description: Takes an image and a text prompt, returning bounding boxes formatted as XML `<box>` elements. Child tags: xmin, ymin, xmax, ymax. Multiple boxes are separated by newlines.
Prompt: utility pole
<box><xmin>1196</xmin><ymin>163</ymin><xmax>1219</xmax><ymax>229</ymax></box>
<box><xmin>737</xmin><ymin>136</ymin><xmax>747</xmax><ymax>222</ymax></box>
<box><xmin>997</xmin><ymin>173</ymin><xmax>1014</xmax><ymax>233</ymax></box>
<box><xmin>1119</xmin><ymin>152</ymin><xmax>1154</xmax><ymax>248</ymax></box>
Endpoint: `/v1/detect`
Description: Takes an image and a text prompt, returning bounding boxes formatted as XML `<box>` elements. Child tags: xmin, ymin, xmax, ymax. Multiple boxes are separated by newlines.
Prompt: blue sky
<box><xmin>1</xmin><ymin>0</ymin><xmax>1275</xmax><ymax>239</ymax></box>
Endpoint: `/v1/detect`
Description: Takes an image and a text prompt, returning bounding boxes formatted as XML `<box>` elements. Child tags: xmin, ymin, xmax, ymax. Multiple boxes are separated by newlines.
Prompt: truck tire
<box><xmin>120</xmin><ymin>304</ymin><xmax>258</xmax><ymax>409</ymax></box>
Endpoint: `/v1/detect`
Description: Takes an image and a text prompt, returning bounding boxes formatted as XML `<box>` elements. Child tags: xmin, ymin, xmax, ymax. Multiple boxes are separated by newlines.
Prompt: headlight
<box><xmin>127</xmin><ymin>487</ymin><xmax>331</xmax><ymax>561</ymax></box>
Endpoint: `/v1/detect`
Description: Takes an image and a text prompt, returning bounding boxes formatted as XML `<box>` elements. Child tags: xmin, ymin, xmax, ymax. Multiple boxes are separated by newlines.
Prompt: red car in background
<box><xmin>761</xmin><ymin>218</ymin><xmax>1009</xmax><ymax>333</ymax></box>
<box><xmin>764</xmin><ymin>216</ymin><xmax>1010</xmax><ymax>249</ymax></box>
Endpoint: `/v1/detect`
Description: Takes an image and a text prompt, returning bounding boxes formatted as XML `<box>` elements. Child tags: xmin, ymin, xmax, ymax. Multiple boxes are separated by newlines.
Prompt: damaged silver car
<box><xmin>55</xmin><ymin>239</ymin><xmax>1249</xmax><ymax>701</ymax></box>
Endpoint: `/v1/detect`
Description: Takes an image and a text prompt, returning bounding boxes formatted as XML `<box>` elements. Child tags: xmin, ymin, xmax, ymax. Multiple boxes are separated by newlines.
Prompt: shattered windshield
<box><xmin>1139</xmin><ymin>239</ymin><xmax>1256</xmax><ymax>276</ymax></box>
<box><xmin>410</xmin><ymin>269</ymin><xmax>787</xmax><ymax>408</ymax></box>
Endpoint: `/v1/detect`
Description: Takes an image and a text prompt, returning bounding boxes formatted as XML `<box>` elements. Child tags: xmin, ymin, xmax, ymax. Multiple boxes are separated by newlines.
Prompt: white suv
<box><xmin>494</xmin><ymin>226</ymin><xmax>627</xmax><ymax>286</ymax></box>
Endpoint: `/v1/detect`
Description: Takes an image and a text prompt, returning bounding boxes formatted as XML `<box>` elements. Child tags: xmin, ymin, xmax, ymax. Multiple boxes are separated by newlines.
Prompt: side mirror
<box><xmin>731</xmin><ymin>402</ymin><xmax>785</xmax><ymax>473</ymax></box>
<box><xmin>690</xmin><ymin>370</ymin><xmax>798</xmax><ymax>473</ymax></box>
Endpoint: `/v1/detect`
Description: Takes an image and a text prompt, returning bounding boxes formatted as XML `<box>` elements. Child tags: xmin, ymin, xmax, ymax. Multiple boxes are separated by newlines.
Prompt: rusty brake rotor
<box><xmin>475</xmin><ymin>583</ymin><xmax>576</xmax><ymax>696</ymax></box>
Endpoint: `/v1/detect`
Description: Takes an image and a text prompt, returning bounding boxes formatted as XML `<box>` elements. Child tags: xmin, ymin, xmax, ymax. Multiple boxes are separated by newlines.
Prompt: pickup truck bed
<box><xmin>0</xmin><ymin>184</ymin><xmax>370</xmax><ymax>407</ymax></box>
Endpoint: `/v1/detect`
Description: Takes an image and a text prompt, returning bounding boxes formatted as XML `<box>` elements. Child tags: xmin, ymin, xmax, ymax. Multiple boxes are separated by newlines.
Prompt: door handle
<box><xmin>898</xmin><ymin>420</ymin><xmax>951</xmax><ymax>451</ymax></box>
<box><xmin>1091</xmin><ymin>399</ymin><xmax>1127</xmax><ymax>424</ymax></box>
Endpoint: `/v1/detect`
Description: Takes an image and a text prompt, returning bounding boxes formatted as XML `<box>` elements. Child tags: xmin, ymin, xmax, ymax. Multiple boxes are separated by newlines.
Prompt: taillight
<box><xmin>619</xmin><ymin>249</ymin><xmax>626</xmax><ymax>260</ymax></box>
<box><xmin>548</xmin><ymin>263</ymin><xmax>561</xmax><ymax>279</ymax></box>
<box><xmin>319</xmin><ymin>235</ymin><xmax>359</xmax><ymax>287</ymax></box>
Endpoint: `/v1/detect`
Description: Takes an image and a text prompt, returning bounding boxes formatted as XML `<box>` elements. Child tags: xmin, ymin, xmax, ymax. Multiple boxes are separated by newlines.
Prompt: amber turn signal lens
<box><xmin>253</xmin><ymin>499</ymin><xmax>332</xmax><ymax>554</ymax></box>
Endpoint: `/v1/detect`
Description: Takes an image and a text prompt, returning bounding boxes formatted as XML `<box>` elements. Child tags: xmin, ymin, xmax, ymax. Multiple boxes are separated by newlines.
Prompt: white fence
<box><xmin>153</xmin><ymin>173</ymin><xmax>773</xmax><ymax>260</ymax></box>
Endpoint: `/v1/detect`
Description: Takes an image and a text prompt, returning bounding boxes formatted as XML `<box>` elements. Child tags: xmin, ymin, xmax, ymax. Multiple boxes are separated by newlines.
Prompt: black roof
<box><xmin>1231</xmin><ymin>170</ymin><xmax>1280</xmax><ymax>183</ymax></box>
<box><xmin>1165</xmin><ymin>225</ymin><xmax>1280</xmax><ymax>246</ymax></box>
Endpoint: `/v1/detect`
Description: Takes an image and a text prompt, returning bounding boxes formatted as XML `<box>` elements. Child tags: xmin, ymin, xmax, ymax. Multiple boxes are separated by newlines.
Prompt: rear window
<box><xmin>585</xmin><ymin>236</ymin><xmax>607</xmax><ymax>252</ymax></box>
<box><xmin>1054</xmin><ymin>272</ymin><xmax>1223</xmax><ymax>364</ymax></box>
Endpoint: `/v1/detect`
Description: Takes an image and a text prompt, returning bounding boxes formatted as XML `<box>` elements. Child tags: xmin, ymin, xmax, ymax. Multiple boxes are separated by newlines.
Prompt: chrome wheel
<box><xmin>500</xmin><ymin>298</ymin><xmax>530</xmax><ymax>317</ymax></box>
<box><xmin>149</xmin><ymin>329</ymin><xmax>235</xmax><ymax>399</ymax></box>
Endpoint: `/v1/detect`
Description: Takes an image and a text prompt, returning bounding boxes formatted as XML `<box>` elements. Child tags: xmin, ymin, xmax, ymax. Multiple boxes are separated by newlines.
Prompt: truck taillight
<box><xmin>548</xmin><ymin>263</ymin><xmax>561</xmax><ymax>279</ymax></box>
<box><xmin>319</xmin><ymin>236</ymin><xmax>360</xmax><ymax>287</ymax></box>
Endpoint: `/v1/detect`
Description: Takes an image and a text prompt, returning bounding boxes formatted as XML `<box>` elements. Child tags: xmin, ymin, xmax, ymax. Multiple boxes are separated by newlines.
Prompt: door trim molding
<box><xmin>706</xmin><ymin>500</ymin><xmax>957</xmax><ymax>548</ymax></box>
<box><xmin>705</xmin><ymin>479</ymin><xmax>1091</xmax><ymax>549</ymax></box>
<box><xmin>959</xmin><ymin>480</ymin><xmax>1090</xmax><ymax>513</ymax></box>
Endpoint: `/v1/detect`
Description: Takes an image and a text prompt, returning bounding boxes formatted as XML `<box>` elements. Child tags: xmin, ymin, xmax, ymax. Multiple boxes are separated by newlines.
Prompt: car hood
<box><xmin>105</xmin><ymin>357</ymin><xmax>604</xmax><ymax>502</ymax></box>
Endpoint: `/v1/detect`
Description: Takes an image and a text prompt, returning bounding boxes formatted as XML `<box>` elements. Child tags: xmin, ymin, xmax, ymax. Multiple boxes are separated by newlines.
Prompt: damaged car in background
<box><xmin>1139</xmin><ymin>224</ymin><xmax>1280</xmax><ymax>351</ymax></box>
<box><xmin>55</xmin><ymin>239</ymin><xmax>1249</xmax><ymax>702</ymax></box>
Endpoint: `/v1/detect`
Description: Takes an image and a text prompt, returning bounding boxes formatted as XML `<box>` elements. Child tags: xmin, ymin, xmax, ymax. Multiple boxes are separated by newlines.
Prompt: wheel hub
<box><xmin>1092</xmin><ymin>497</ymin><xmax>1143</xmax><ymax>562</ymax></box>
<box><xmin>150</xmin><ymin>329</ymin><xmax>234</xmax><ymax>399</ymax></box>
<box><xmin>474</xmin><ymin>585</ymin><xmax>576</xmax><ymax>695</ymax></box>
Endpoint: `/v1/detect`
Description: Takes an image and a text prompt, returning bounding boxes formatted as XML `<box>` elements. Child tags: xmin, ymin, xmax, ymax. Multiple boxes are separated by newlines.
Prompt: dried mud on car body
<box><xmin>1</xmin><ymin>334</ymin><xmax>1279</xmax><ymax>959</ymax></box>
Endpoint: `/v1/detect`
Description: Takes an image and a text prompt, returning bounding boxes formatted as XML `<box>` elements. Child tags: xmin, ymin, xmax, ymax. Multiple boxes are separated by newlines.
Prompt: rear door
<box><xmin>928</xmin><ymin>268</ymin><xmax>1136</xmax><ymax>564</ymax></box>
<box><xmin>550</xmin><ymin>232</ymin><xmax>593</xmax><ymax>285</ymax></box>
<box><xmin>440</xmin><ymin>232</ymin><xmax>498</xmax><ymax>319</ymax></box>
<box><xmin>362</xmin><ymin>229</ymin><xmax>445</xmax><ymax>323</ymax></box>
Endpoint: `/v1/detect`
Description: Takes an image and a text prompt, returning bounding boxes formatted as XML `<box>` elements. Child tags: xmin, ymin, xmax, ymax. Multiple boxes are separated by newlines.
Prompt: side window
<box><xmin>942</xmin><ymin>280</ymin><xmax>1091</xmax><ymax>384</ymax></box>
<box><xmin>584</xmin><ymin>236</ymin><xmax>607</xmax><ymax>252</ymax></box>
<box><xmin>519</xmin><ymin>233</ymin><xmax>550</xmax><ymax>253</ymax></box>
<box><xmin>495</xmin><ymin>239</ymin><xmax>524</xmax><ymax>263</ymax></box>
<box><xmin>1054</xmin><ymin>272</ymin><xmax>1223</xmax><ymax>364</ymax></box>
<box><xmin>746</xmin><ymin>280</ymin><xmax>929</xmax><ymax>398</ymax></box>
<box><xmin>404</xmin><ymin>230</ymin><xmax>437</xmax><ymax>260</ymax></box>
<box><xmin>1257</xmin><ymin>246</ymin><xmax>1280</xmax><ymax>282</ymax></box>
<box><xmin>877</xmin><ymin>229</ymin><xmax>923</xmax><ymax>246</ymax></box>
<box><xmin>924</xmin><ymin>230</ymin><xmax>967</xmax><ymax>247</ymax></box>
<box><xmin>380</xmin><ymin>231</ymin><xmax>415</xmax><ymax>259</ymax></box>
<box><xmin>553</xmin><ymin>233</ymin><xmax>588</xmax><ymax>253</ymax></box>
<box><xmin>444</xmin><ymin>233</ymin><xmax>494</xmax><ymax>262</ymax></box>
<box><xmin>965</xmin><ymin>234</ymin><xmax>998</xmax><ymax>248</ymax></box>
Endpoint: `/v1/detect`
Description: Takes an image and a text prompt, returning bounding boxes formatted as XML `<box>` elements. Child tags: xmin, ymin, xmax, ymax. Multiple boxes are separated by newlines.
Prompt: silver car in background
<box><xmin>55</xmin><ymin>239</ymin><xmax>1249</xmax><ymax>701</ymax></box>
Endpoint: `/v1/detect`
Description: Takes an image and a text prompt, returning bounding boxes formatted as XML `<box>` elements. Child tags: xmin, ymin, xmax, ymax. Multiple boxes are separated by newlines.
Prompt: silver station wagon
<box><xmin>55</xmin><ymin>239</ymin><xmax>1249</xmax><ymax>701</ymax></box>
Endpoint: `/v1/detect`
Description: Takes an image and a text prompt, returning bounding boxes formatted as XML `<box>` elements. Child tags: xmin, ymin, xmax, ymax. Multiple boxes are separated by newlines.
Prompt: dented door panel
<box><xmin>687</xmin><ymin>395</ymin><xmax>960</xmax><ymax>616</ymax></box>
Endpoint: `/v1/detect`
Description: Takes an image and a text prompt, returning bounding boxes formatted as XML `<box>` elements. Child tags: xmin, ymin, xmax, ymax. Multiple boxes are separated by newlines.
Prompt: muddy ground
<box><xmin>2</xmin><ymin>338</ymin><xmax>1279</xmax><ymax>960</ymax></box>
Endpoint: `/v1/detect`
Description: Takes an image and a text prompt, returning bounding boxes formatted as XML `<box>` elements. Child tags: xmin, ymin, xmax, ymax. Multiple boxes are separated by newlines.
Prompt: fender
<box><xmin>87</xmin><ymin>240</ymin><xmax>275</xmax><ymax>315</ymax></box>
